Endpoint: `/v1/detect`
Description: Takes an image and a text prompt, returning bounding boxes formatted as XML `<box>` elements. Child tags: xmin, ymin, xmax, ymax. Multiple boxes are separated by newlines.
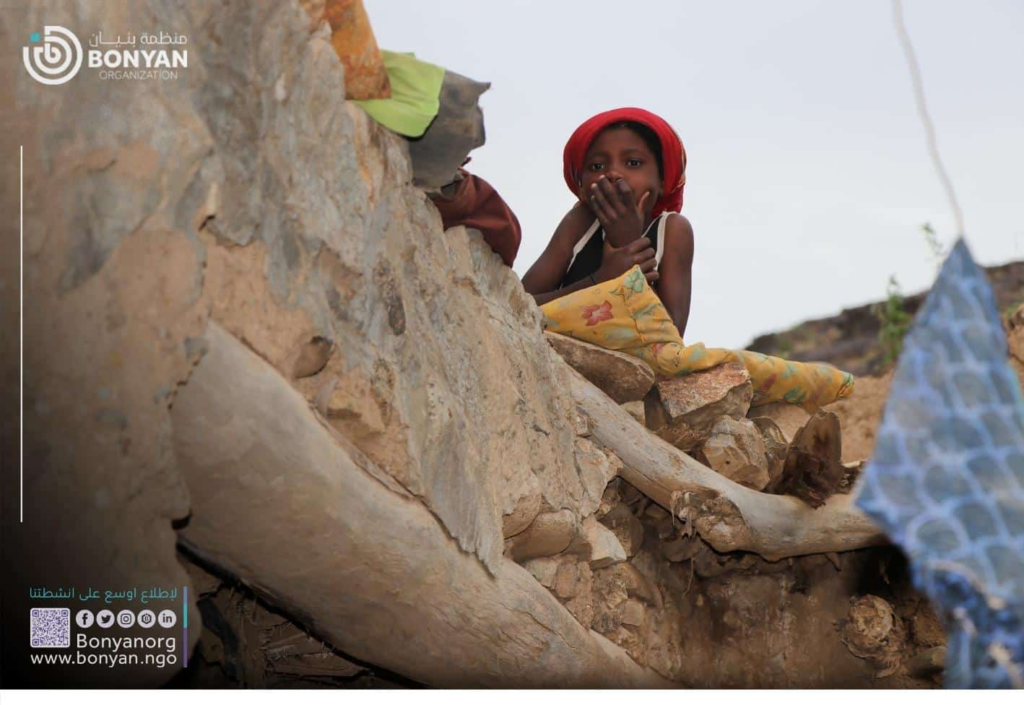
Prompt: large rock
<box><xmin>546</xmin><ymin>332</ymin><xmax>656</xmax><ymax>403</ymax></box>
<box><xmin>567</xmin><ymin>515</ymin><xmax>628</xmax><ymax>569</ymax></box>
<box><xmin>182</xmin><ymin>0</ymin><xmax>588</xmax><ymax>579</ymax></box>
<box><xmin>501</xmin><ymin>469</ymin><xmax>543</xmax><ymax>539</ymax></box>
<box><xmin>598</xmin><ymin>503</ymin><xmax>645</xmax><ymax>558</ymax></box>
<box><xmin>505</xmin><ymin>509</ymin><xmax>580</xmax><ymax>563</ymax></box>
<box><xmin>587</xmin><ymin>522</ymin><xmax>628</xmax><ymax>569</ymax></box>
<box><xmin>751</xmin><ymin>416</ymin><xmax>789</xmax><ymax>488</ymax></box>
<box><xmin>1</xmin><ymin>0</ymin><xmax>588</xmax><ymax>684</ymax></box>
<box><xmin>574</xmin><ymin>437</ymin><xmax>622</xmax><ymax>518</ymax></box>
<box><xmin>838</xmin><ymin>595</ymin><xmax>905</xmax><ymax>678</ymax></box>
<box><xmin>555</xmin><ymin>559</ymin><xmax>596</xmax><ymax>630</ymax></box>
<box><xmin>696</xmin><ymin>416</ymin><xmax>770</xmax><ymax>490</ymax></box>
<box><xmin>644</xmin><ymin>363</ymin><xmax>753</xmax><ymax>450</ymax></box>
<box><xmin>592</xmin><ymin>562</ymin><xmax>660</xmax><ymax>609</ymax></box>
<box><xmin>522</xmin><ymin>556</ymin><xmax>560</xmax><ymax>588</ymax></box>
<box><xmin>747</xmin><ymin>401</ymin><xmax>811</xmax><ymax>444</ymax></box>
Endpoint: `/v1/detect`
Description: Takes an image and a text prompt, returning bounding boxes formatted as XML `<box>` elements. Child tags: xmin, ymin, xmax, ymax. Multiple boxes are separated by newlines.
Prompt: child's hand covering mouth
<box><xmin>590</xmin><ymin>174</ymin><xmax>652</xmax><ymax>247</ymax></box>
<box><xmin>603</xmin><ymin>170</ymin><xmax>650</xmax><ymax>206</ymax></box>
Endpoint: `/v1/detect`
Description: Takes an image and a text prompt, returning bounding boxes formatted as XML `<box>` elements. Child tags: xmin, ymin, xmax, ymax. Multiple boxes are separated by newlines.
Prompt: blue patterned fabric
<box><xmin>856</xmin><ymin>239</ymin><xmax>1024</xmax><ymax>689</ymax></box>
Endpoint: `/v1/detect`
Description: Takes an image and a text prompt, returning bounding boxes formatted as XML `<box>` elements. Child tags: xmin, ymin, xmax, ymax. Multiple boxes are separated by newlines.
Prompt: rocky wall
<box><xmin>3</xmin><ymin>0</ymin><xmax>583</xmax><ymax>686</ymax></box>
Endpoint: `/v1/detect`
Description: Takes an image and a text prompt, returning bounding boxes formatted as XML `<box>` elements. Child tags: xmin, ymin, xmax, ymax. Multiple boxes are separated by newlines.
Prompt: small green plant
<box><xmin>877</xmin><ymin>275</ymin><xmax>912</xmax><ymax>366</ymax></box>
<box><xmin>776</xmin><ymin>336</ymin><xmax>793</xmax><ymax>358</ymax></box>
<box><xmin>1004</xmin><ymin>299</ymin><xmax>1024</xmax><ymax>321</ymax></box>
<box><xmin>921</xmin><ymin>222</ymin><xmax>946</xmax><ymax>270</ymax></box>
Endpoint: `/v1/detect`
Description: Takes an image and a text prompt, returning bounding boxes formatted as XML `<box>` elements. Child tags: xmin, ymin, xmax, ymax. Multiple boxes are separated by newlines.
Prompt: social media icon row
<box><xmin>76</xmin><ymin>609</ymin><xmax>176</xmax><ymax>629</ymax></box>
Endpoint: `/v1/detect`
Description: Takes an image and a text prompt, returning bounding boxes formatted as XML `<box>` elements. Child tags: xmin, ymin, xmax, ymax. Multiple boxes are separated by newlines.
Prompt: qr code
<box><xmin>30</xmin><ymin>608</ymin><xmax>70</xmax><ymax>648</ymax></box>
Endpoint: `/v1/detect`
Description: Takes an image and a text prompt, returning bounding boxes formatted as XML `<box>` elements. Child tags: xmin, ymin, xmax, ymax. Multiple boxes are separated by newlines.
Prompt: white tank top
<box><xmin>564</xmin><ymin>211</ymin><xmax>670</xmax><ymax>275</ymax></box>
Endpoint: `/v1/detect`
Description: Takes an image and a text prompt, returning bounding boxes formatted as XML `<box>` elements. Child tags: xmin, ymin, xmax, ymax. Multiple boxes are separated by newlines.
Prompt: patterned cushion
<box><xmin>540</xmin><ymin>265</ymin><xmax>854</xmax><ymax>410</ymax></box>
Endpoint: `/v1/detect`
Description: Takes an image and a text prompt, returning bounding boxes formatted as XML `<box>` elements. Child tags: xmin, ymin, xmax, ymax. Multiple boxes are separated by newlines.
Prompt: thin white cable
<box><xmin>892</xmin><ymin>0</ymin><xmax>966</xmax><ymax>237</ymax></box>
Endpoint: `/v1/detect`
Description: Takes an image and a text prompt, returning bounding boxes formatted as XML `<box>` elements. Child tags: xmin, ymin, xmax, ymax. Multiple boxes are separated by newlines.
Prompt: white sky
<box><xmin>366</xmin><ymin>0</ymin><xmax>1024</xmax><ymax>348</ymax></box>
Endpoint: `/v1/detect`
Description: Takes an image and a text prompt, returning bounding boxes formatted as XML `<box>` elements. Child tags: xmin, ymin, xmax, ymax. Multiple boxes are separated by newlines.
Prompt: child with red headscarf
<box><xmin>522</xmin><ymin>108</ymin><xmax>695</xmax><ymax>339</ymax></box>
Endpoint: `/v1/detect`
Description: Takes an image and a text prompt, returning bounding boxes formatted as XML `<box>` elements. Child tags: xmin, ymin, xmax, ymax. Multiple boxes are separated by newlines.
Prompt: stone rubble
<box><xmin>561</xmin><ymin>341</ymin><xmax>852</xmax><ymax>506</ymax></box>
<box><xmin>598</xmin><ymin>503</ymin><xmax>646</xmax><ymax>559</ymax></box>
<box><xmin>838</xmin><ymin>595</ymin><xmax>906</xmax><ymax>678</ymax></box>
<box><xmin>747</xmin><ymin>401</ymin><xmax>812</xmax><ymax>444</ymax></box>
<box><xmin>519</xmin><ymin>335</ymin><xmax>906</xmax><ymax>684</ymax></box>
<box><xmin>643</xmin><ymin>363</ymin><xmax>753</xmax><ymax>450</ymax></box>
<box><xmin>694</xmin><ymin>416</ymin><xmax>770</xmax><ymax>490</ymax></box>
<box><xmin>566</xmin><ymin>515</ymin><xmax>628</xmax><ymax>569</ymax></box>
<box><xmin>751</xmin><ymin>416</ymin><xmax>789</xmax><ymax>488</ymax></box>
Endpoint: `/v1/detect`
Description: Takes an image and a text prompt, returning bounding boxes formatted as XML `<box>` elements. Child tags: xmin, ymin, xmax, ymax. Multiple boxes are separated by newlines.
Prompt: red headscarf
<box><xmin>563</xmin><ymin>107</ymin><xmax>687</xmax><ymax>216</ymax></box>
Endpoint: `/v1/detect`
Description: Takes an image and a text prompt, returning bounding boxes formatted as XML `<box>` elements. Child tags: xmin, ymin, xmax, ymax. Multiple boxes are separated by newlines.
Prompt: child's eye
<box><xmin>588</xmin><ymin>162</ymin><xmax>604</xmax><ymax>172</ymax></box>
<box><xmin>627</xmin><ymin>159</ymin><xmax>643</xmax><ymax>168</ymax></box>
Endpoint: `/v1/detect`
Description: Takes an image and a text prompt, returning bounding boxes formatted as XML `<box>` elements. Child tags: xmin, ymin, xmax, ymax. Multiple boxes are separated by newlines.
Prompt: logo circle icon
<box><xmin>76</xmin><ymin>610</ymin><xmax>95</xmax><ymax>628</ymax></box>
<box><xmin>137</xmin><ymin>609</ymin><xmax>156</xmax><ymax>628</ymax></box>
<box><xmin>22</xmin><ymin>25</ymin><xmax>83</xmax><ymax>86</ymax></box>
<box><xmin>116</xmin><ymin>609</ymin><xmax>135</xmax><ymax>628</ymax></box>
<box><xmin>157</xmin><ymin>609</ymin><xmax>177</xmax><ymax>628</ymax></box>
<box><xmin>96</xmin><ymin>609</ymin><xmax>115</xmax><ymax>629</ymax></box>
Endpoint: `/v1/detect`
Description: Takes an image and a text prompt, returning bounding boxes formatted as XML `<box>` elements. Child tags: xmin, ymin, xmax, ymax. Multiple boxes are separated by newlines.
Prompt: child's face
<box><xmin>580</xmin><ymin>127</ymin><xmax>662</xmax><ymax>218</ymax></box>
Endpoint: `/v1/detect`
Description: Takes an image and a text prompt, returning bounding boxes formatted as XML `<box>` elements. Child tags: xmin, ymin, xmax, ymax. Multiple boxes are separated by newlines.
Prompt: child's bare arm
<box><xmin>523</xmin><ymin>202</ymin><xmax>660</xmax><ymax>307</ymax></box>
<box><xmin>521</xmin><ymin>203</ymin><xmax>594</xmax><ymax>305</ymax></box>
<box><xmin>655</xmin><ymin>214</ymin><xmax>695</xmax><ymax>339</ymax></box>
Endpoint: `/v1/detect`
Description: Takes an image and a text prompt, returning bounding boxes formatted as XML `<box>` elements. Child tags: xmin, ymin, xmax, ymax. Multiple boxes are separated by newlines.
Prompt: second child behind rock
<box><xmin>522</xmin><ymin>107</ymin><xmax>695</xmax><ymax>340</ymax></box>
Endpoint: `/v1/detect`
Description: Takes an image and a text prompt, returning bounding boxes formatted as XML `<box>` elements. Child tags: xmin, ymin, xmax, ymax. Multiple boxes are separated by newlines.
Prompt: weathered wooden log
<box><xmin>569</xmin><ymin>368</ymin><xmax>886</xmax><ymax>561</ymax></box>
<box><xmin>172</xmin><ymin>322</ymin><xmax>672</xmax><ymax>688</ymax></box>
<box><xmin>773</xmin><ymin>411</ymin><xmax>845</xmax><ymax>507</ymax></box>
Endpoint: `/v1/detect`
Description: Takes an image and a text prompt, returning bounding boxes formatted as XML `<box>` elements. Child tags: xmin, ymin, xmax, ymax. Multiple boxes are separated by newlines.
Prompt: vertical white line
<box><xmin>891</xmin><ymin>0</ymin><xmax>965</xmax><ymax>238</ymax></box>
<box><xmin>20</xmin><ymin>144</ymin><xmax>24</xmax><ymax>523</ymax></box>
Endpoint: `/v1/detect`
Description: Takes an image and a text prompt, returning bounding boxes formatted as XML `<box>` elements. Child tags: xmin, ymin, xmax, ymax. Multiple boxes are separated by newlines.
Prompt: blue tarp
<box><xmin>856</xmin><ymin>239</ymin><xmax>1024</xmax><ymax>688</ymax></box>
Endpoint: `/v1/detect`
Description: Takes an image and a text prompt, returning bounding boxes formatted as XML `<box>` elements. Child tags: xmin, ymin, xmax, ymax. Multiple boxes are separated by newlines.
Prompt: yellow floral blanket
<box><xmin>540</xmin><ymin>266</ymin><xmax>854</xmax><ymax>410</ymax></box>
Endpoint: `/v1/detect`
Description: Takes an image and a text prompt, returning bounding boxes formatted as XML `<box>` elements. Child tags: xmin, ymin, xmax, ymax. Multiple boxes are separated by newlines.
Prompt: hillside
<box><xmin>747</xmin><ymin>260</ymin><xmax>1024</xmax><ymax>376</ymax></box>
